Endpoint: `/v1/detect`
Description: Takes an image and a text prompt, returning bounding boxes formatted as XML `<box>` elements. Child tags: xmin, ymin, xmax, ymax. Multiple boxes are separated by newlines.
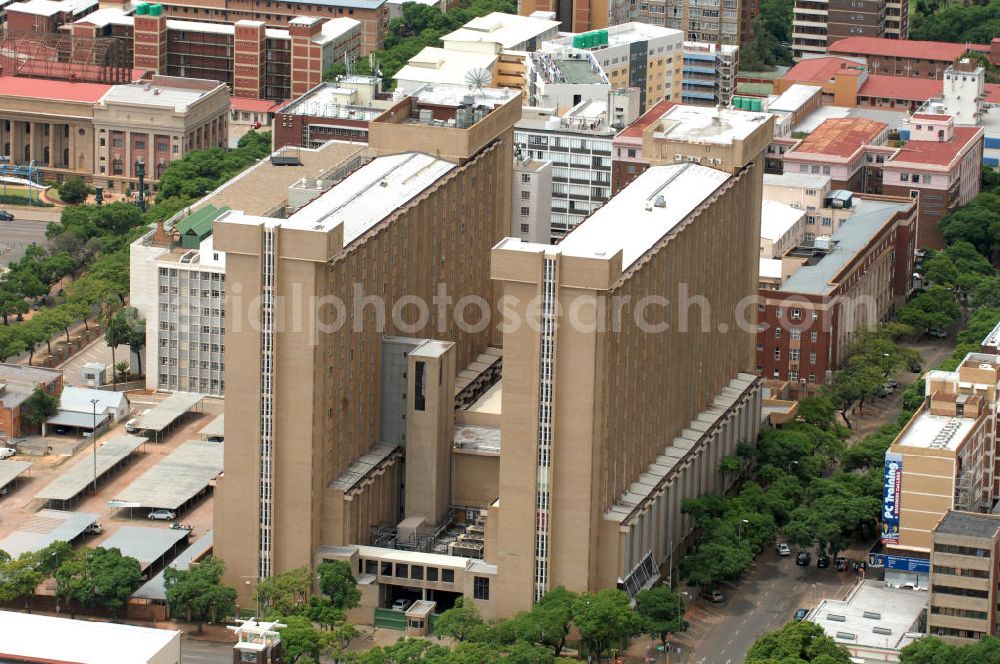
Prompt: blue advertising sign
<box><xmin>882</xmin><ymin>452</ymin><xmax>903</xmax><ymax>544</ymax></box>
<box><xmin>868</xmin><ymin>553</ymin><xmax>930</xmax><ymax>573</ymax></box>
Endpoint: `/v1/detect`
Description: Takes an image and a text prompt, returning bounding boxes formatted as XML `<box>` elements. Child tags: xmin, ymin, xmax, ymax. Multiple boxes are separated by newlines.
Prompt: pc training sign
<box><xmin>882</xmin><ymin>451</ymin><xmax>903</xmax><ymax>545</ymax></box>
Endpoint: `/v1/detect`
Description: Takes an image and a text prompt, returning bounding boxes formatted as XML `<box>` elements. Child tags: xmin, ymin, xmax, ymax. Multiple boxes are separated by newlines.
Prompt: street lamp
<box><xmin>737</xmin><ymin>518</ymin><xmax>750</xmax><ymax>546</ymax></box>
<box><xmin>90</xmin><ymin>398</ymin><xmax>99</xmax><ymax>493</ymax></box>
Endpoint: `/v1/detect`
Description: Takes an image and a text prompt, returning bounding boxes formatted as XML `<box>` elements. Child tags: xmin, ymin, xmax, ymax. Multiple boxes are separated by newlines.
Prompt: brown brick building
<box><xmin>0</xmin><ymin>364</ymin><xmax>63</xmax><ymax>439</ymax></box>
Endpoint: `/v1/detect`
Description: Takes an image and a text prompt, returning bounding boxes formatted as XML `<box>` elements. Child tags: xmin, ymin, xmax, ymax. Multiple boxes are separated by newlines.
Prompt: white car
<box><xmin>0</xmin><ymin>447</ymin><xmax>16</xmax><ymax>460</ymax></box>
<box><xmin>147</xmin><ymin>509</ymin><xmax>177</xmax><ymax>521</ymax></box>
<box><xmin>391</xmin><ymin>599</ymin><xmax>412</xmax><ymax>612</ymax></box>
<box><xmin>84</xmin><ymin>522</ymin><xmax>104</xmax><ymax>535</ymax></box>
<box><xmin>777</xmin><ymin>543</ymin><xmax>791</xmax><ymax>557</ymax></box>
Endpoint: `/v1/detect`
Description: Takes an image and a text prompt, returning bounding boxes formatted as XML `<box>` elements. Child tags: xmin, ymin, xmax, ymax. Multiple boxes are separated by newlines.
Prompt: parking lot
<box><xmin>0</xmin><ymin>218</ymin><xmax>48</xmax><ymax>268</ymax></box>
<box><xmin>0</xmin><ymin>397</ymin><xmax>224</xmax><ymax>553</ymax></box>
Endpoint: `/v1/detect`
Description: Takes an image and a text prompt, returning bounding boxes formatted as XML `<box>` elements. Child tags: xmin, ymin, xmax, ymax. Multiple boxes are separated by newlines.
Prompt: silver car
<box><xmin>148</xmin><ymin>509</ymin><xmax>177</xmax><ymax>521</ymax></box>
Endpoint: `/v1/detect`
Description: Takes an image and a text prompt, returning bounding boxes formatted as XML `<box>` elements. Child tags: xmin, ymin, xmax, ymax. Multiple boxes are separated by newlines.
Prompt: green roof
<box><xmin>736</xmin><ymin>82</ymin><xmax>774</xmax><ymax>95</ymax></box>
<box><xmin>174</xmin><ymin>205</ymin><xmax>229</xmax><ymax>241</ymax></box>
<box><xmin>738</xmin><ymin>69</ymin><xmax>786</xmax><ymax>80</ymax></box>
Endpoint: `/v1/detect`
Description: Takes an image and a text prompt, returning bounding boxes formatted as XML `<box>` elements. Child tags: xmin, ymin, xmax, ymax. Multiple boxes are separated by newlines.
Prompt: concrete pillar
<box><xmin>48</xmin><ymin>123</ymin><xmax>56</xmax><ymax>168</ymax></box>
<box><xmin>0</xmin><ymin>120</ymin><xmax>7</xmax><ymax>159</ymax></box>
<box><xmin>28</xmin><ymin>122</ymin><xmax>41</xmax><ymax>163</ymax></box>
<box><xmin>11</xmin><ymin>121</ymin><xmax>25</xmax><ymax>163</ymax></box>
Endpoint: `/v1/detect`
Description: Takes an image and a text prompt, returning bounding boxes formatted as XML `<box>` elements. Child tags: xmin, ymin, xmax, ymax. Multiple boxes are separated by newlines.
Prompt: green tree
<box><xmin>433</xmin><ymin>597</ymin><xmax>489</xmax><ymax>642</ymax></box>
<box><xmin>20</xmin><ymin>386</ymin><xmax>58</xmax><ymax>431</ymax></box>
<box><xmin>278</xmin><ymin>615</ymin><xmax>327</xmax><ymax>663</ymax></box>
<box><xmin>571</xmin><ymin>589</ymin><xmax>642</xmax><ymax>658</ymax></box>
<box><xmin>115</xmin><ymin>361</ymin><xmax>130</xmax><ymax>382</ymax></box>
<box><xmin>899</xmin><ymin>636</ymin><xmax>958</xmax><ymax>663</ymax></box>
<box><xmin>102</xmin><ymin>300</ymin><xmax>127</xmax><ymax>390</ymax></box>
<box><xmin>506</xmin><ymin>586</ymin><xmax>576</xmax><ymax>656</ymax></box>
<box><xmin>634</xmin><ymin>586</ymin><xmax>688</xmax><ymax>650</ymax></box>
<box><xmin>57</xmin><ymin>178</ymin><xmax>93</xmax><ymax>205</ymax></box>
<box><xmin>316</xmin><ymin>559</ymin><xmax>361</xmax><ymax>610</ymax></box>
<box><xmin>746</xmin><ymin>620</ymin><xmax>852</xmax><ymax>663</ymax></box>
<box><xmin>0</xmin><ymin>553</ymin><xmax>44</xmax><ymax>612</ymax></box>
<box><xmin>163</xmin><ymin>556</ymin><xmax>238</xmax><ymax>631</ymax></box>
<box><xmin>255</xmin><ymin>566</ymin><xmax>311</xmax><ymax>616</ymax></box>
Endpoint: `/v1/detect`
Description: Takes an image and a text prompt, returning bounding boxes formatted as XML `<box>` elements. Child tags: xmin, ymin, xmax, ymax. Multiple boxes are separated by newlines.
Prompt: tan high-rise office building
<box><xmin>212</xmin><ymin>85</ymin><xmax>521</xmax><ymax>598</ymax></box>
<box><xmin>211</xmin><ymin>91</ymin><xmax>772</xmax><ymax>618</ymax></box>
<box><xmin>489</xmin><ymin>114</ymin><xmax>771</xmax><ymax>612</ymax></box>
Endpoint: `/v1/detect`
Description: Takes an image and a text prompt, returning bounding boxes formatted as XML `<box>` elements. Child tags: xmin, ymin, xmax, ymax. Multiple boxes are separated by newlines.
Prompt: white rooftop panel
<box><xmin>0</xmin><ymin>610</ymin><xmax>180</xmax><ymax>664</ymax></box>
<box><xmin>0</xmin><ymin>509</ymin><xmax>99</xmax><ymax>558</ymax></box>
<box><xmin>554</xmin><ymin>163</ymin><xmax>730</xmax><ymax>267</ymax></box>
<box><xmin>98</xmin><ymin>526</ymin><xmax>190</xmax><ymax>570</ymax></box>
<box><xmin>133</xmin><ymin>391</ymin><xmax>204</xmax><ymax>432</ymax></box>
<box><xmin>283</xmin><ymin>152</ymin><xmax>455</xmax><ymax>242</ymax></box>
<box><xmin>810</xmin><ymin>581</ymin><xmax>925</xmax><ymax>652</ymax></box>
<box><xmin>769</xmin><ymin>84</ymin><xmax>822</xmax><ymax>113</ymax></box>
<box><xmin>653</xmin><ymin>105</ymin><xmax>772</xmax><ymax>145</ymax></box>
<box><xmin>35</xmin><ymin>435</ymin><xmax>146</xmax><ymax>502</ymax></box>
<box><xmin>760</xmin><ymin>199</ymin><xmax>805</xmax><ymax>241</ymax></box>
<box><xmin>896</xmin><ymin>412</ymin><xmax>976</xmax><ymax>451</ymax></box>
<box><xmin>100</xmin><ymin>81</ymin><xmax>216</xmax><ymax>112</ymax></box>
<box><xmin>0</xmin><ymin>460</ymin><xmax>30</xmax><ymax>489</ymax></box>
<box><xmin>110</xmin><ymin>440</ymin><xmax>223</xmax><ymax>510</ymax></box>
<box><xmin>759</xmin><ymin>257</ymin><xmax>782</xmax><ymax>279</ymax></box>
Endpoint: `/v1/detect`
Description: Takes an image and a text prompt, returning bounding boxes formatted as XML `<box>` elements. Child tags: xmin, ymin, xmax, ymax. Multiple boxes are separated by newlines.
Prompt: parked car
<box><xmin>0</xmin><ymin>447</ymin><xmax>16</xmax><ymax>460</ymax></box>
<box><xmin>0</xmin><ymin>210</ymin><xmax>13</xmax><ymax>221</ymax></box>
<box><xmin>794</xmin><ymin>608</ymin><xmax>809</xmax><ymax>622</ymax></box>
<box><xmin>84</xmin><ymin>522</ymin><xmax>104</xmax><ymax>535</ymax></box>
<box><xmin>54</xmin><ymin>426</ymin><xmax>68</xmax><ymax>435</ymax></box>
<box><xmin>886</xmin><ymin>379</ymin><xmax>898</xmax><ymax>389</ymax></box>
<box><xmin>147</xmin><ymin>509</ymin><xmax>177</xmax><ymax>521</ymax></box>
<box><xmin>926</xmin><ymin>329</ymin><xmax>948</xmax><ymax>339</ymax></box>
<box><xmin>910</xmin><ymin>361</ymin><xmax>923</xmax><ymax>373</ymax></box>
<box><xmin>700</xmin><ymin>589</ymin><xmax>725</xmax><ymax>603</ymax></box>
<box><xmin>835</xmin><ymin>556</ymin><xmax>849</xmax><ymax>571</ymax></box>
<box><xmin>776</xmin><ymin>543</ymin><xmax>791</xmax><ymax>557</ymax></box>
<box><xmin>207</xmin><ymin>436</ymin><xmax>224</xmax><ymax>443</ymax></box>
<box><xmin>796</xmin><ymin>551</ymin><xmax>811</xmax><ymax>566</ymax></box>
<box><xmin>125</xmin><ymin>410</ymin><xmax>149</xmax><ymax>433</ymax></box>
<box><xmin>816</xmin><ymin>555</ymin><xmax>831</xmax><ymax>568</ymax></box>
<box><xmin>391</xmin><ymin>599</ymin><xmax>412</xmax><ymax>612</ymax></box>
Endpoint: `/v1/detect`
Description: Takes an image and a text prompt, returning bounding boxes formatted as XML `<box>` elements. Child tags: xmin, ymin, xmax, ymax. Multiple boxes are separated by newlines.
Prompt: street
<box><xmin>0</xmin><ymin>217</ymin><xmax>51</xmax><ymax>267</ymax></box>
<box><xmin>181</xmin><ymin>639</ymin><xmax>232</xmax><ymax>664</ymax></box>
<box><xmin>670</xmin><ymin>553</ymin><xmax>856</xmax><ymax>664</ymax></box>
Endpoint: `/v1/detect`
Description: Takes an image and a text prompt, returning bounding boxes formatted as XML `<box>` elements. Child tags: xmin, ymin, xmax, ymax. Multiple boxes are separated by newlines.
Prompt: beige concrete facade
<box><xmin>213</xmin><ymin>87</ymin><xmax>519</xmax><ymax>605</ymax></box>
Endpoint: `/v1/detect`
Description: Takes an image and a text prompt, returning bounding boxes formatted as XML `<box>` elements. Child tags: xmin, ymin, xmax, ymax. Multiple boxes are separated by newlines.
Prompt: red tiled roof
<box><xmin>911</xmin><ymin>113</ymin><xmax>952</xmax><ymax>121</ymax></box>
<box><xmin>782</xmin><ymin>56</ymin><xmax>865</xmax><ymax>84</ymax></box>
<box><xmin>828</xmin><ymin>36</ymin><xmax>969</xmax><ymax>62</ymax></box>
<box><xmin>0</xmin><ymin>75</ymin><xmax>111</xmax><ymax>103</ymax></box>
<box><xmin>985</xmin><ymin>83</ymin><xmax>1000</xmax><ymax>104</ymax></box>
<box><xmin>889</xmin><ymin>126</ymin><xmax>983</xmax><ymax>167</ymax></box>
<box><xmin>794</xmin><ymin>117</ymin><xmax>888</xmax><ymax>158</ymax></box>
<box><xmin>858</xmin><ymin>75</ymin><xmax>942</xmax><ymax>101</ymax></box>
<box><xmin>617</xmin><ymin>99</ymin><xmax>678</xmax><ymax>139</ymax></box>
<box><xmin>231</xmin><ymin>97</ymin><xmax>283</xmax><ymax>113</ymax></box>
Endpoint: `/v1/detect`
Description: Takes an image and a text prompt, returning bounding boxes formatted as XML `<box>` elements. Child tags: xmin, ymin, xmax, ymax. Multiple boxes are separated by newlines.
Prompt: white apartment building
<box><xmin>543</xmin><ymin>23</ymin><xmax>684</xmax><ymax>113</ymax></box>
<box><xmin>512</xmin><ymin>156</ymin><xmax>552</xmax><ymax>244</ymax></box>
<box><xmin>514</xmin><ymin>96</ymin><xmax>639</xmax><ymax>239</ymax></box>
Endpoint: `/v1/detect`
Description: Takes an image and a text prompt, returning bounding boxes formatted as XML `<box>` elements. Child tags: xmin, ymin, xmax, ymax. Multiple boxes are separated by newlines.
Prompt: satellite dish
<box><xmin>464</xmin><ymin>68</ymin><xmax>492</xmax><ymax>91</ymax></box>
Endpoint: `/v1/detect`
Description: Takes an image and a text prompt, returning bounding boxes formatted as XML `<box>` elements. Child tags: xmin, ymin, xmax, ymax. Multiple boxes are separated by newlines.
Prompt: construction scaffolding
<box><xmin>0</xmin><ymin>32</ymin><xmax>133</xmax><ymax>84</ymax></box>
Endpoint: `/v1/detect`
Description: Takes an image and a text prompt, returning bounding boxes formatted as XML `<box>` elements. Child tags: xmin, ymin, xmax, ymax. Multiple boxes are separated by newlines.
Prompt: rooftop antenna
<box><xmin>465</xmin><ymin>68</ymin><xmax>491</xmax><ymax>97</ymax></box>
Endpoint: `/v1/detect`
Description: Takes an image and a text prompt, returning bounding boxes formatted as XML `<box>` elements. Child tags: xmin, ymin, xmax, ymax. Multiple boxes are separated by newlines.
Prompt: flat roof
<box><xmin>809</xmin><ymin>581</ymin><xmax>924</xmax><ymax>653</ymax></box>
<box><xmin>199</xmin><ymin>414</ymin><xmax>224</xmax><ymax>438</ymax></box>
<box><xmin>0</xmin><ymin>460</ymin><xmax>30</xmax><ymax>489</ymax></box>
<box><xmin>46</xmin><ymin>409</ymin><xmax>109</xmax><ymax>429</ymax></box>
<box><xmin>181</xmin><ymin>141</ymin><xmax>370</xmax><ymax>218</ymax></box>
<box><xmin>793</xmin><ymin>117</ymin><xmax>887</xmax><ymax>158</ymax></box>
<box><xmin>453</xmin><ymin>424</ymin><xmax>500</xmax><ymax>454</ymax></box>
<box><xmin>133</xmin><ymin>531</ymin><xmax>214</xmax><ymax>601</ymax></box>
<box><xmin>277</xmin><ymin>82</ymin><xmax>385</xmax><ymax>119</ymax></box>
<box><xmin>653</xmin><ymin>104</ymin><xmax>772</xmax><ymax>145</ymax></box>
<box><xmin>394</xmin><ymin>47</ymin><xmax>497</xmax><ymax>87</ymax></box>
<box><xmin>982</xmin><ymin>320</ymin><xmax>1000</xmax><ymax>351</ymax></box>
<box><xmin>7</xmin><ymin>0</ymin><xmax>95</xmax><ymax>17</ymax></box>
<box><xmin>769</xmin><ymin>84</ymin><xmax>822</xmax><ymax>113</ymax></box>
<box><xmin>763</xmin><ymin>171</ymin><xmax>832</xmax><ymax>190</ymax></box>
<box><xmin>99</xmin><ymin>80</ymin><xmax>219</xmax><ymax>112</ymax></box>
<box><xmin>0</xmin><ymin>509</ymin><xmax>99</xmax><ymax>558</ymax></box>
<box><xmin>98</xmin><ymin>526</ymin><xmax>190</xmax><ymax>570</ymax></box>
<box><xmin>109</xmin><ymin>440</ymin><xmax>223</xmax><ymax>510</ymax></box>
<box><xmin>35</xmin><ymin>435</ymin><xmax>146</xmax><ymax>502</ymax></box>
<box><xmin>761</xmin><ymin>199</ymin><xmax>804</xmax><ymax>241</ymax></box>
<box><xmin>523</xmin><ymin>163</ymin><xmax>730</xmax><ymax>269</ymax></box>
<box><xmin>935</xmin><ymin>511</ymin><xmax>1000</xmax><ymax>539</ymax></box>
<box><xmin>132</xmin><ymin>391</ymin><xmax>204</xmax><ymax>432</ymax></box>
<box><xmin>312</xmin><ymin>16</ymin><xmax>360</xmax><ymax>44</ymax></box>
<box><xmin>354</xmin><ymin>544</ymin><xmax>474</xmax><ymax>569</ymax></box>
<box><xmin>760</xmin><ymin>257</ymin><xmax>782</xmax><ymax>279</ymax></box>
<box><xmin>0</xmin><ymin>76</ymin><xmax>106</xmax><ymax>104</ymax></box>
<box><xmin>0</xmin><ymin>610</ymin><xmax>180</xmax><ymax>664</ymax></box>
<box><xmin>442</xmin><ymin>12</ymin><xmax>560</xmax><ymax>49</ymax></box>
<box><xmin>222</xmin><ymin>152</ymin><xmax>455</xmax><ymax>243</ymax></box>
<box><xmin>781</xmin><ymin>197</ymin><xmax>912</xmax><ymax>295</ymax></box>
<box><xmin>895</xmin><ymin>411</ymin><xmax>977</xmax><ymax>451</ymax></box>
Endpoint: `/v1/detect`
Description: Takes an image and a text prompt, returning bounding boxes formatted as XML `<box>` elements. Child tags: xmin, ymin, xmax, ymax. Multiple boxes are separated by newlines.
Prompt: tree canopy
<box><xmin>163</xmin><ymin>556</ymin><xmax>238</xmax><ymax>629</ymax></box>
<box><xmin>746</xmin><ymin>620</ymin><xmax>852</xmax><ymax>663</ymax></box>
